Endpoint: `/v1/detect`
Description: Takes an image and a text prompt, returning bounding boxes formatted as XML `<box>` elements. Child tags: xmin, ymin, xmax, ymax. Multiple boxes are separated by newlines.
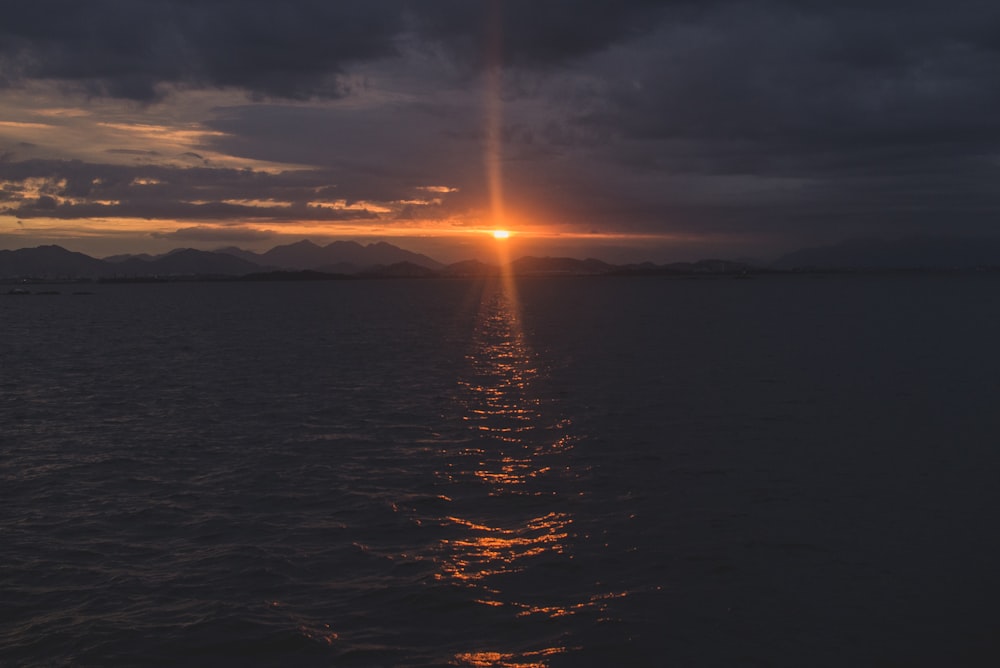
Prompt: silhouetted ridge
<box><xmin>9</xmin><ymin>236</ymin><xmax>1000</xmax><ymax>281</ymax></box>
<box><xmin>240</xmin><ymin>270</ymin><xmax>352</xmax><ymax>281</ymax></box>
<box><xmin>258</xmin><ymin>240</ymin><xmax>329</xmax><ymax>269</ymax></box>
<box><xmin>239</xmin><ymin>239</ymin><xmax>444</xmax><ymax>272</ymax></box>
<box><xmin>112</xmin><ymin>249</ymin><xmax>263</xmax><ymax>276</ymax></box>
<box><xmin>508</xmin><ymin>256</ymin><xmax>614</xmax><ymax>275</ymax></box>
<box><xmin>359</xmin><ymin>261</ymin><xmax>438</xmax><ymax>278</ymax></box>
<box><xmin>442</xmin><ymin>259</ymin><xmax>499</xmax><ymax>277</ymax></box>
<box><xmin>0</xmin><ymin>245</ymin><xmax>107</xmax><ymax>278</ymax></box>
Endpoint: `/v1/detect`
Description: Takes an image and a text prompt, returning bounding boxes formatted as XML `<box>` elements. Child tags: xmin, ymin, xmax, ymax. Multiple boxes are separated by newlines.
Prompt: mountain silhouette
<box><xmin>245</xmin><ymin>240</ymin><xmax>444</xmax><ymax>272</ymax></box>
<box><xmin>0</xmin><ymin>245</ymin><xmax>108</xmax><ymax>278</ymax></box>
<box><xmin>507</xmin><ymin>256</ymin><xmax>615</xmax><ymax>275</ymax></box>
<box><xmin>0</xmin><ymin>240</ymin><xmax>448</xmax><ymax>279</ymax></box>
<box><xmin>359</xmin><ymin>261</ymin><xmax>439</xmax><ymax>278</ymax></box>
<box><xmin>8</xmin><ymin>235</ymin><xmax>1000</xmax><ymax>281</ymax></box>
<box><xmin>112</xmin><ymin>249</ymin><xmax>265</xmax><ymax>276</ymax></box>
<box><xmin>355</xmin><ymin>242</ymin><xmax>444</xmax><ymax>270</ymax></box>
<box><xmin>257</xmin><ymin>240</ymin><xmax>332</xmax><ymax>270</ymax></box>
<box><xmin>13</xmin><ymin>239</ymin><xmax>448</xmax><ymax>279</ymax></box>
<box><xmin>441</xmin><ymin>259</ymin><xmax>499</xmax><ymax>277</ymax></box>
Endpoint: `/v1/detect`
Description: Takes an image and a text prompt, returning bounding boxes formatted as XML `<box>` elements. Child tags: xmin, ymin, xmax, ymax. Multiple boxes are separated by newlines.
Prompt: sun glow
<box><xmin>492</xmin><ymin>229</ymin><xmax>510</xmax><ymax>240</ymax></box>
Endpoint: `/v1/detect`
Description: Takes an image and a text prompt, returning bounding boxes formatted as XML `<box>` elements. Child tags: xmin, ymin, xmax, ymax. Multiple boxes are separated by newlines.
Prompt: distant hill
<box><xmin>257</xmin><ymin>240</ymin><xmax>333</xmax><ymax>270</ymax></box>
<box><xmin>240</xmin><ymin>270</ymin><xmax>353</xmax><ymax>282</ymax></box>
<box><xmin>104</xmin><ymin>252</ymin><xmax>155</xmax><ymax>263</ymax></box>
<box><xmin>111</xmin><ymin>249</ymin><xmax>264</xmax><ymax>277</ymax></box>
<box><xmin>508</xmin><ymin>256</ymin><xmax>614</xmax><ymax>275</ymax></box>
<box><xmin>315</xmin><ymin>261</ymin><xmax>363</xmax><ymax>274</ymax></box>
<box><xmin>101</xmin><ymin>239</ymin><xmax>445</xmax><ymax>274</ymax></box>
<box><xmin>249</xmin><ymin>239</ymin><xmax>444</xmax><ymax>272</ymax></box>
<box><xmin>0</xmin><ymin>239</ymin><xmax>448</xmax><ymax>279</ymax></box>
<box><xmin>0</xmin><ymin>245</ymin><xmax>109</xmax><ymax>278</ymax></box>
<box><xmin>441</xmin><ymin>259</ymin><xmax>499</xmax><ymax>277</ymax></box>
<box><xmin>773</xmin><ymin>237</ymin><xmax>1000</xmax><ymax>270</ymax></box>
<box><xmin>213</xmin><ymin>246</ymin><xmax>267</xmax><ymax>264</ymax></box>
<box><xmin>1</xmin><ymin>246</ymin><xmax>265</xmax><ymax>279</ymax></box>
<box><xmin>9</xmin><ymin>235</ymin><xmax>1000</xmax><ymax>281</ymax></box>
<box><xmin>359</xmin><ymin>261</ymin><xmax>439</xmax><ymax>278</ymax></box>
<box><xmin>0</xmin><ymin>243</ymin><xmax>750</xmax><ymax>280</ymax></box>
<box><xmin>607</xmin><ymin>259</ymin><xmax>751</xmax><ymax>276</ymax></box>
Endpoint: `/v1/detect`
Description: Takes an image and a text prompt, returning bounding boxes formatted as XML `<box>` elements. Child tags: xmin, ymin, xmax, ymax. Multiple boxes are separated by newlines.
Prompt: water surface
<box><xmin>3</xmin><ymin>275</ymin><xmax>1000</xmax><ymax>666</ymax></box>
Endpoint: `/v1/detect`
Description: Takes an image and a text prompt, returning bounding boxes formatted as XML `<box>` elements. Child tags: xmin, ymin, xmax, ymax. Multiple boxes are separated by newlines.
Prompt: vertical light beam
<box><xmin>484</xmin><ymin>0</ymin><xmax>505</xmax><ymax>232</ymax></box>
<box><xmin>482</xmin><ymin>2</ymin><xmax>522</xmax><ymax>320</ymax></box>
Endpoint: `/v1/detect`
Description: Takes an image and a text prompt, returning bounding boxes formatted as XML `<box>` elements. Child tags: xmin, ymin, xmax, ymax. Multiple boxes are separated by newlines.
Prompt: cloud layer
<box><xmin>2</xmin><ymin>1</ymin><xmax>1000</xmax><ymax>258</ymax></box>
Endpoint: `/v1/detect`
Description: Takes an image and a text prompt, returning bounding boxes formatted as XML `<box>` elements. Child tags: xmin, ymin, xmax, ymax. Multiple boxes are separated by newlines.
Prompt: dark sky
<box><xmin>1</xmin><ymin>0</ymin><xmax>999</xmax><ymax>261</ymax></box>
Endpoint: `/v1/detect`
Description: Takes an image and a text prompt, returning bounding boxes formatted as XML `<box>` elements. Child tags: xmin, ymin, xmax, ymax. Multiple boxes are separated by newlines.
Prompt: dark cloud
<box><xmin>201</xmin><ymin>103</ymin><xmax>484</xmax><ymax>203</ymax></box>
<box><xmin>597</xmin><ymin>7</ymin><xmax>1000</xmax><ymax>153</ymax></box>
<box><xmin>412</xmin><ymin>0</ymin><xmax>679</xmax><ymax>71</ymax></box>
<box><xmin>0</xmin><ymin>1</ymin><xmax>695</xmax><ymax>100</ymax></box>
<box><xmin>106</xmin><ymin>149</ymin><xmax>162</xmax><ymax>156</ymax></box>
<box><xmin>5</xmin><ymin>198</ymin><xmax>375</xmax><ymax>222</ymax></box>
<box><xmin>34</xmin><ymin>194</ymin><xmax>58</xmax><ymax>210</ymax></box>
<box><xmin>515</xmin><ymin>0</ymin><xmax>1000</xmax><ymax>242</ymax></box>
<box><xmin>0</xmin><ymin>1</ymin><xmax>406</xmax><ymax>100</ymax></box>
<box><xmin>0</xmin><ymin>159</ymin><xmax>384</xmax><ymax>222</ymax></box>
<box><xmin>0</xmin><ymin>159</ymin><xmax>317</xmax><ymax>198</ymax></box>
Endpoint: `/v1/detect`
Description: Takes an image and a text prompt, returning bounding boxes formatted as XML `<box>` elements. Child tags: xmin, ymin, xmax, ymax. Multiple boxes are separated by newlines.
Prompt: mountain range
<box><xmin>0</xmin><ymin>240</ymin><xmax>445</xmax><ymax>280</ymax></box>
<box><xmin>4</xmin><ymin>236</ymin><xmax>1000</xmax><ymax>281</ymax></box>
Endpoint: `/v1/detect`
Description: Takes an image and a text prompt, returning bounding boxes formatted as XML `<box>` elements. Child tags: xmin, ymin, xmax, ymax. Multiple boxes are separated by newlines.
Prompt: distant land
<box><xmin>4</xmin><ymin>236</ymin><xmax>1000</xmax><ymax>282</ymax></box>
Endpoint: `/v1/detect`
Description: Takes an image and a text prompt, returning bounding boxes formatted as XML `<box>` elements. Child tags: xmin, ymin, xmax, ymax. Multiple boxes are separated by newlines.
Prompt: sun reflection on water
<box><xmin>454</xmin><ymin>647</ymin><xmax>567</xmax><ymax>668</ymax></box>
<box><xmin>437</xmin><ymin>511</ymin><xmax>570</xmax><ymax>583</ymax></box>
<box><xmin>435</xmin><ymin>275</ymin><xmax>589</xmax><ymax>666</ymax></box>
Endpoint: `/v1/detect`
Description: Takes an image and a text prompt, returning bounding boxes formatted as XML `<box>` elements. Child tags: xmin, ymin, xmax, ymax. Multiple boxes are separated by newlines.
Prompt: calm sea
<box><xmin>3</xmin><ymin>274</ymin><xmax>1000</xmax><ymax>666</ymax></box>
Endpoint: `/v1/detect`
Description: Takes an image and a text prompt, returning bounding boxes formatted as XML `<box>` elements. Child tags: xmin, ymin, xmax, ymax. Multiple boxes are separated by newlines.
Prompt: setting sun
<box><xmin>492</xmin><ymin>229</ymin><xmax>511</xmax><ymax>239</ymax></box>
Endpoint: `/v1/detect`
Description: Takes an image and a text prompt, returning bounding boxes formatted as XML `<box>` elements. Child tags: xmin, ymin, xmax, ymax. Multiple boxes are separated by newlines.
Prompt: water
<box><xmin>3</xmin><ymin>275</ymin><xmax>1000</xmax><ymax>666</ymax></box>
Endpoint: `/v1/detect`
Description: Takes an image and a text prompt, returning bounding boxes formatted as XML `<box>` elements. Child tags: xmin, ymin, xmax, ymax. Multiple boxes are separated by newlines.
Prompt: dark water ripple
<box><xmin>4</xmin><ymin>276</ymin><xmax>1000</xmax><ymax>666</ymax></box>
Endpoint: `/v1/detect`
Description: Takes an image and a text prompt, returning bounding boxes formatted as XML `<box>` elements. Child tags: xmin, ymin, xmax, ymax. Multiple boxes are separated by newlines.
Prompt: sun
<box><xmin>492</xmin><ymin>229</ymin><xmax>511</xmax><ymax>240</ymax></box>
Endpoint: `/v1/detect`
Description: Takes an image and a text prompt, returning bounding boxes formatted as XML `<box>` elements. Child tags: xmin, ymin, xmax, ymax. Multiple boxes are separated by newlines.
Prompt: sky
<box><xmin>2</xmin><ymin>0</ymin><xmax>999</xmax><ymax>263</ymax></box>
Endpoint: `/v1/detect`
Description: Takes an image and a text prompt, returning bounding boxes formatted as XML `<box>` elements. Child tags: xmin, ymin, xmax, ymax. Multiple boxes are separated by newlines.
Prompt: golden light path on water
<box><xmin>443</xmin><ymin>269</ymin><xmax>577</xmax><ymax>668</ymax></box>
<box><xmin>432</xmin><ymin>233</ymin><xmax>628</xmax><ymax>666</ymax></box>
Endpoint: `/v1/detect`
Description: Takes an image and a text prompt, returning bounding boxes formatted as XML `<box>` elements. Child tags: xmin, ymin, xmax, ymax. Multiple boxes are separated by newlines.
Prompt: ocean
<box><xmin>3</xmin><ymin>274</ymin><xmax>1000</xmax><ymax>666</ymax></box>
